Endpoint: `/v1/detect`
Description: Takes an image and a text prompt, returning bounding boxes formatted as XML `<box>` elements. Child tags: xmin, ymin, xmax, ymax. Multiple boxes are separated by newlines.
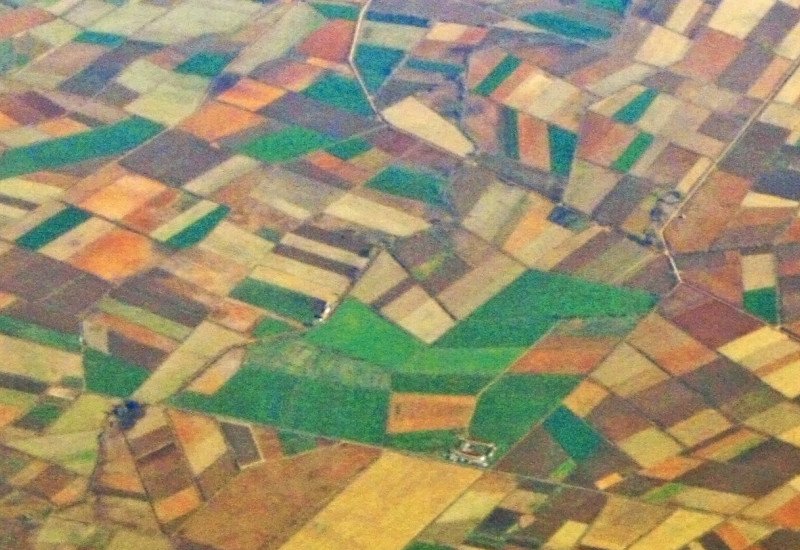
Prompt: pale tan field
<box><xmin>380</xmin><ymin>286</ymin><xmax>455</xmax><ymax>343</ymax></box>
<box><xmin>133</xmin><ymin>321</ymin><xmax>248</xmax><ymax>403</ymax></box>
<box><xmin>280</xmin><ymin>451</ymin><xmax>482</xmax><ymax>550</ymax></box>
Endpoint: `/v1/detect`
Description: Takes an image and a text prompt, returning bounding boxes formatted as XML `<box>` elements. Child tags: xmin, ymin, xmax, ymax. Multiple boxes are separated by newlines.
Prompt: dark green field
<box><xmin>384</xmin><ymin>430</ymin><xmax>461</xmax><ymax>454</ymax></box>
<box><xmin>521</xmin><ymin>12</ymin><xmax>615</xmax><ymax>41</ymax></box>
<box><xmin>83</xmin><ymin>349</ymin><xmax>150</xmax><ymax>398</ymax></box>
<box><xmin>175</xmin><ymin>52</ymin><xmax>235</xmax><ymax>77</ymax></box>
<box><xmin>366</xmin><ymin>165</ymin><xmax>448</xmax><ymax>206</ymax></box>
<box><xmin>16</xmin><ymin>206</ymin><xmax>91</xmax><ymax>251</ymax></box>
<box><xmin>302</xmin><ymin>73</ymin><xmax>373</xmax><ymax>116</ymax></box>
<box><xmin>163</xmin><ymin>205</ymin><xmax>229</xmax><ymax>249</ymax></box>
<box><xmin>172</xmin><ymin>364</ymin><xmax>390</xmax><ymax>444</ymax></box>
<box><xmin>0</xmin><ymin>116</ymin><xmax>164</xmax><ymax>178</ymax></box>
<box><xmin>0</xmin><ymin>315</ymin><xmax>81</xmax><ymax>352</ymax></box>
<box><xmin>435</xmin><ymin>270</ymin><xmax>656</xmax><ymax>348</ymax></box>
<box><xmin>470</xmin><ymin>374</ymin><xmax>582</xmax><ymax>451</ymax></box>
<box><xmin>743</xmin><ymin>287</ymin><xmax>779</xmax><ymax>324</ymax></box>
<box><xmin>543</xmin><ymin>406</ymin><xmax>605</xmax><ymax>461</ymax></box>
<box><xmin>354</xmin><ymin>44</ymin><xmax>405</xmax><ymax>92</ymax></box>
<box><xmin>397</xmin><ymin>347</ymin><xmax>526</xmax><ymax>375</ymax></box>
<box><xmin>235</xmin><ymin>125</ymin><xmax>335</xmax><ymax>163</ymax></box>
<box><xmin>230</xmin><ymin>278</ymin><xmax>325</xmax><ymax>325</ymax></box>
<box><xmin>391</xmin><ymin>372</ymin><xmax>495</xmax><ymax>395</ymax></box>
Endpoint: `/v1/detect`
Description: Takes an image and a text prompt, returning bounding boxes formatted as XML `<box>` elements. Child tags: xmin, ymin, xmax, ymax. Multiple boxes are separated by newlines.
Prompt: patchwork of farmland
<box><xmin>2</xmin><ymin>0</ymin><xmax>800</xmax><ymax>548</ymax></box>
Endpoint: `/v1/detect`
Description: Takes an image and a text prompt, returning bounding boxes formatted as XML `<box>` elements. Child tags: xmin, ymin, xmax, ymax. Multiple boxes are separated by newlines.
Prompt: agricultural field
<box><xmin>2</xmin><ymin>0</ymin><xmax>800</xmax><ymax>548</ymax></box>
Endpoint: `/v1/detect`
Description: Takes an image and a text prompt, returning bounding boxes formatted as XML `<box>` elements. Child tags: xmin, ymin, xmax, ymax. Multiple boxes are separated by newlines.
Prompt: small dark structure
<box><xmin>112</xmin><ymin>400</ymin><xmax>145</xmax><ymax>430</ymax></box>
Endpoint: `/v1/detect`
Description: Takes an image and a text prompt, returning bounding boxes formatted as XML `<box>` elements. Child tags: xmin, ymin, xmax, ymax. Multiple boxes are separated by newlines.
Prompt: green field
<box><xmin>230</xmin><ymin>278</ymin><xmax>325</xmax><ymax>325</ymax></box>
<box><xmin>521</xmin><ymin>12</ymin><xmax>614</xmax><ymax>41</ymax></box>
<box><xmin>543</xmin><ymin>406</ymin><xmax>605</xmax><ymax>461</ymax></box>
<box><xmin>474</xmin><ymin>54</ymin><xmax>521</xmax><ymax>96</ymax></box>
<box><xmin>0</xmin><ymin>315</ymin><xmax>81</xmax><ymax>352</ymax></box>
<box><xmin>585</xmin><ymin>0</ymin><xmax>629</xmax><ymax>15</ymax></box>
<box><xmin>384</xmin><ymin>430</ymin><xmax>461</xmax><ymax>454</ymax></box>
<box><xmin>435</xmin><ymin>270</ymin><xmax>656</xmax><ymax>348</ymax></box>
<box><xmin>235</xmin><ymin>125</ymin><xmax>336</xmax><ymax>163</ymax></box>
<box><xmin>170</xmin><ymin>326</ymin><xmax>399</xmax><ymax>445</ymax></box>
<box><xmin>548</xmin><ymin>124</ymin><xmax>579</xmax><ymax>177</ymax></box>
<box><xmin>252</xmin><ymin>318</ymin><xmax>293</xmax><ymax>338</ymax></box>
<box><xmin>172</xmin><ymin>364</ymin><xmax>390</xmax><ymax>444</ymax></box>
<box><xmin>280</xmin><ymin>378</ymin><xmax>389</xmax><ymax>444</ymax></box>
<box><xmin>245</xmin><ymin>336</ymin><xmax>391</xmax><ymax>388</ymax></box>
<box><xmin>83</xmin><ymin>349</ymin><xmax>151</xmax><ymax>398</ymax></box>
<box><xmin>611</xmin><ymin>132</ymin><xmax>654</xmax><ymax>172</ymax></box>
<box><xmin>406</xmin><ymin>58</ymin><xmax>463</xmax><ymax>78</ymax></box>
<box><xmin>354</xmin><ymin>44</ymin><xmax>405</xmax><ymax>92</ymax></box>
<box><xmin>398</xmin><ymin>347</ymin><xmax>525</xmax><ymax>375</ymax></box>
<box><xmin>305</xmin><ymin>299</ymin><xmax>424</xmax><ymax>368</ymax></box>
<box><xmin>613</xmin><ymin>88</ymin><xmax>658</xmax><ymax>125</ymax></box>
<box><xmin>173</xmin><ymin>367</ymin><xmax>297</xmax><ymax>424</ymax></box>
<box><xmin>326</xmin><ymin>137</ymin><xmax>372</xmax><ymax>160</ymax></box>
<box><xmin>163</xmin><ymin>205</ymin><xmax>229</xmax><ymax>249</ymax></box>
<box><xmin>469</xmin><ymin>374</ymin><xmax>582</xmax><ymax>450</ymax></box>
<box><xmin>434</xmin><ymin>313</ymin><xmax>556</xmax><ymax>349</ymax></box>
<box><xmin>15</xmin><ymin>399</ymin><xmax>65</xmax><ymax>431</ymax></box>
<box><xmin>311</xmin><ymin>2</ymin><xmax>360</xmax><ymax>20</ymax></box>
<box><xmin>366</xmin><ymin>164</ymin><xmax>448</xmax><ymax>206</ymax></box>
<box><xmin>16</xmin><ymin>206</ymin><xmax>91</xmax><ymax>251</ymax></box>
<box><xmin>744</xmin><ymin>287</ymin><xmax>779</xmax><ymax>324</ymax></box>
<box><xmin>501</xmin><ymin>107</ymin><xmax>520</xmax><ymax>160</ymax></box>
<box><xmin>0</xmin><ymin>116</ymin><xmax>164</xmax><ymax>178</ymax></box>
<box><xmin>302</xmin><ymin>73</ymin><xmax>373</xmax><ymax>116</ymax></box>
<box><xmin>507</xmin><ymin>271</ymin><xmax>657</xmax><ymax>317</ymax></box>
<box><xmin>277</xmin><ymin>430</ymin><xmax>318</xmax><ymax>455</ymax></box>
<box><xmin>175</xmin><ymin>52</ymin><xmax>235</xmax><ymax>77</ymax></box>
<box><xmin>643</xmin><ymin>482</ymin><xmax>686</xmax><ymax>505</ymax></box>
<box><xmin>73</xmin><ymin>31</ymin><xmax>125</xmax><ymax>47</ymax></box>
<box><xmin>391</xmin><ymin>372</ymin><xmax>495</xmax><ymax>395</ymax></box>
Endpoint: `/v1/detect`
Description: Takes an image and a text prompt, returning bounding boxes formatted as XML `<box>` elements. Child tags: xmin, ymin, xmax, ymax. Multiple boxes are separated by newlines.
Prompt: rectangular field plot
<box><xmin>281</xmin><ymin>452</ymin><xmax>481</xmax><ymax>550</ymax></box>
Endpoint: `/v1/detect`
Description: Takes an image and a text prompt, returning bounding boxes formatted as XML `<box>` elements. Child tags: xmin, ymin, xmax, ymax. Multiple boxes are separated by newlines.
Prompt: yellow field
<box><xmin>7</xmin><ymin>431</ymin><xmax>100</xmax><ymax>476</ymax></box>
<box><xmin>420</xmin><ymin>473</ymin><xmax>516</xmax><ymax>546</ymax></box>
<box><xmin>581</xmin><ymin>496</ymin><xmax>672</xmax><ymax>550</ymax></box>
<box><xmin>167</xmin><ymin>408</ymin><xmax>228</xmax><ymax>475</ymax></box>
<box><xmin>708</xmin><ymin>0</ymin><xmax>774</xmax><ymax>40</ymax></box>
<box><xmin>325</xmin><ymin>193</ymin><xmax>430</xmax><ymax>237</ymax></box>
<box><xmin>133</xmin><ymin>322</ymin><xmax>247</xmax><ymax>403</ymax></box>
<box><xmin>0</xmin><ymin>334</ymin><xmax>82</xmax><ymax>383</ymax></box>
<box><xmin>187</xmin><ymin>347</ymin><xmax>246</xmax><ymax>395</ymax></box>
<box><xmin>381</xmin><ymin>286</ymin><xmax>455</xmax><ymax>344</ymax></box>
<box><xmin>437</xmin><ymin>252</ymin><xmax>525</xmax><ymax>319</ymax></box>
<box><xmin>530</xmin><ymin>225</ymin><xmax>605</xmax><ymax>271</ymax></box>
<box><xmin>350</xmin><ymin>251</ymin><xmax>408</xmax><ymax>304</ymax></box>
<box><xmin>381</xmin><ymin>97</ymin><xmax>474</xmax><ymax>157</ymax></box>
<box><xmin>628</xmin><ymin>509</ymin><xmax>724</xmax><ymax>550</ymax></box>
<box><xmin>463</xmin><ymin>181</ymin><xmax>528</xmax><ymax>243</ymax></box>
<box><xmin>46</xmin><ymin>394</ymin><xmax>114</xmax><ymax>435</ymax></box>
<box><xmin>635</xmin><ymin>25</ymin><xmax>691</xmax><ymax>67</ymax></box>
<box><xmin>280</xmin><ymin>451</ymin><xmax>482</xmax><ymax>550</ymax></box>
